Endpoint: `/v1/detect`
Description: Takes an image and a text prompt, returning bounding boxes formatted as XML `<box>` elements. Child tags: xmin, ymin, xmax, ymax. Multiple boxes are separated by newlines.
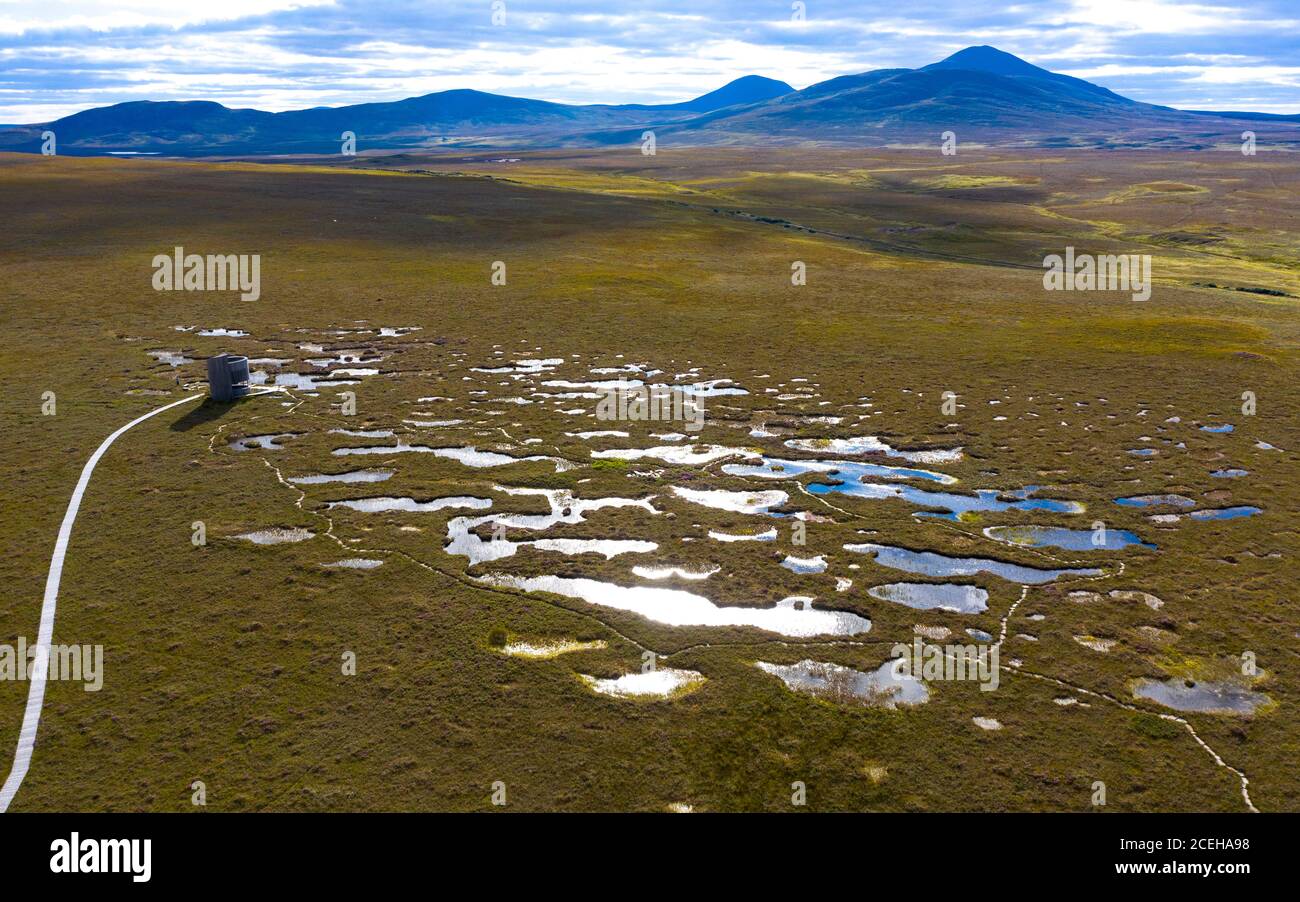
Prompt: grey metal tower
<box><xmin>206</xmin><ymin>354</ymin><xmax>252</xmax><ymax>402</ymax></box>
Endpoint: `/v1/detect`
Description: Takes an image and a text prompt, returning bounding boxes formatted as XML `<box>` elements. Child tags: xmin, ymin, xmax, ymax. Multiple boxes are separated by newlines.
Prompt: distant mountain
<box><xmin>661</xmin><ymin>45</ymin><xmax>1152</xmax><ymax>137</ymax></box>
<box><xmin>640</xmin><ymin>46</ymin><xmax>1300</xmax><ymax>148</ymax></box>
<box><xmin>656</xmin><ymin>75</ymin><xmax>795</xmax><ymax>111</ymax></box>
<box><xmin>1185</xmin><ymin>109</ymin><xmax>1300</xmax><ymax>122</ymax></box>
<box><xmin>26</xmin><ymin>100</ymin><xmax>273</xmax><ymax>152</ymax></box>
<box><xmin>920</xmin><ymin>45</ymin><xmax>1137</xmax><ymax>105</ymax></box>
<box><xmin>0</xmin><ymin>90</ymin><xmax>638</xmax><ymax>155</ymax></box>
<box><xmin>2</xmin><ymin>48</ymin><xmax>1296</xmax><ymax>154</ymax></box>
<box><xmin>0</xmin><ymin>77</ymin><xmax>788</xmax><ymax>155</ymax></box>
<box><xmin>662</xmin><ymin>65</ymin><xmax>1141</xmax><ymax>138</ymax></box>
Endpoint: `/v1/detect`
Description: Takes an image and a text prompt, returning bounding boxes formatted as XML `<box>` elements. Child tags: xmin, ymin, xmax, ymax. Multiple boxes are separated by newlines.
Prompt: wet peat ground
<box><xmin>0</xmin><ymin>149</ymin><xmax>1297</xmax><ymax>811</ymax></box>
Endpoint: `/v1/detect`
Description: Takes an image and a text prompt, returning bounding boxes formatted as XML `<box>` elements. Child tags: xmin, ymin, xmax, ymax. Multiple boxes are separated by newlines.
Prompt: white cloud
<box><xmin>1</xmin><ymin>1</ymin><xmax>1297</xmax><ymax>120</ymax></box>
<box><xmin>1044</xmin><ymin>0</ymin><xmax>1257</xmax><ymax>34</ymax></box>
<box><xmin>0</xmin><ymin>0</ymin><xmax>336</xmax><ymax>34</ymax></box>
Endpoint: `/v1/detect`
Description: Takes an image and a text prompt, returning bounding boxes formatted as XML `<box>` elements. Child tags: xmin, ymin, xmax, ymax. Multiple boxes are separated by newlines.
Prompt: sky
<box><xmin>1</xmin><ymin>0</ymin><xmax>1297</xmax><ymax>122</ymax></box>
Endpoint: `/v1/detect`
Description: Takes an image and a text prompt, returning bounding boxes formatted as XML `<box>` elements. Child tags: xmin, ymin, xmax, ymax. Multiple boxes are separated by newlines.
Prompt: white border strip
<box><xmin>0</xmin><ymin>393</ymin><xmax>202</xmax><ymax>812</ymax></box>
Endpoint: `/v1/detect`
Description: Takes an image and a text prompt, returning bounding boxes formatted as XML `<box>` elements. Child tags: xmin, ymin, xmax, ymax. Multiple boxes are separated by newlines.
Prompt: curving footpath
<box><xmin>0</xmin><ymin>393</ymin><xmax>202</xmax><ymax>812</ymax></box>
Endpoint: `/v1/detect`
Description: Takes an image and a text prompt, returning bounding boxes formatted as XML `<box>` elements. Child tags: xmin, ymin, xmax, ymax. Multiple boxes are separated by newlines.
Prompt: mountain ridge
<box><xmin>2</xmin><ymin>48</ymin><xmax>1296</xmax><ymax>154</ymax></box>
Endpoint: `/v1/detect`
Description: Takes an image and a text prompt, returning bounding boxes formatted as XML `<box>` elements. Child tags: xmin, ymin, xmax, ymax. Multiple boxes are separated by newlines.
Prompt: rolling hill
<box><xmin>1</xmin><ymin>47</ymin><xmax>1295</xmax><ymax>154</ymax></box>
<box><xmin>648</xmin><ymin>45</ymin><xmax>1291</xmax><ymax>148</ymax></box>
